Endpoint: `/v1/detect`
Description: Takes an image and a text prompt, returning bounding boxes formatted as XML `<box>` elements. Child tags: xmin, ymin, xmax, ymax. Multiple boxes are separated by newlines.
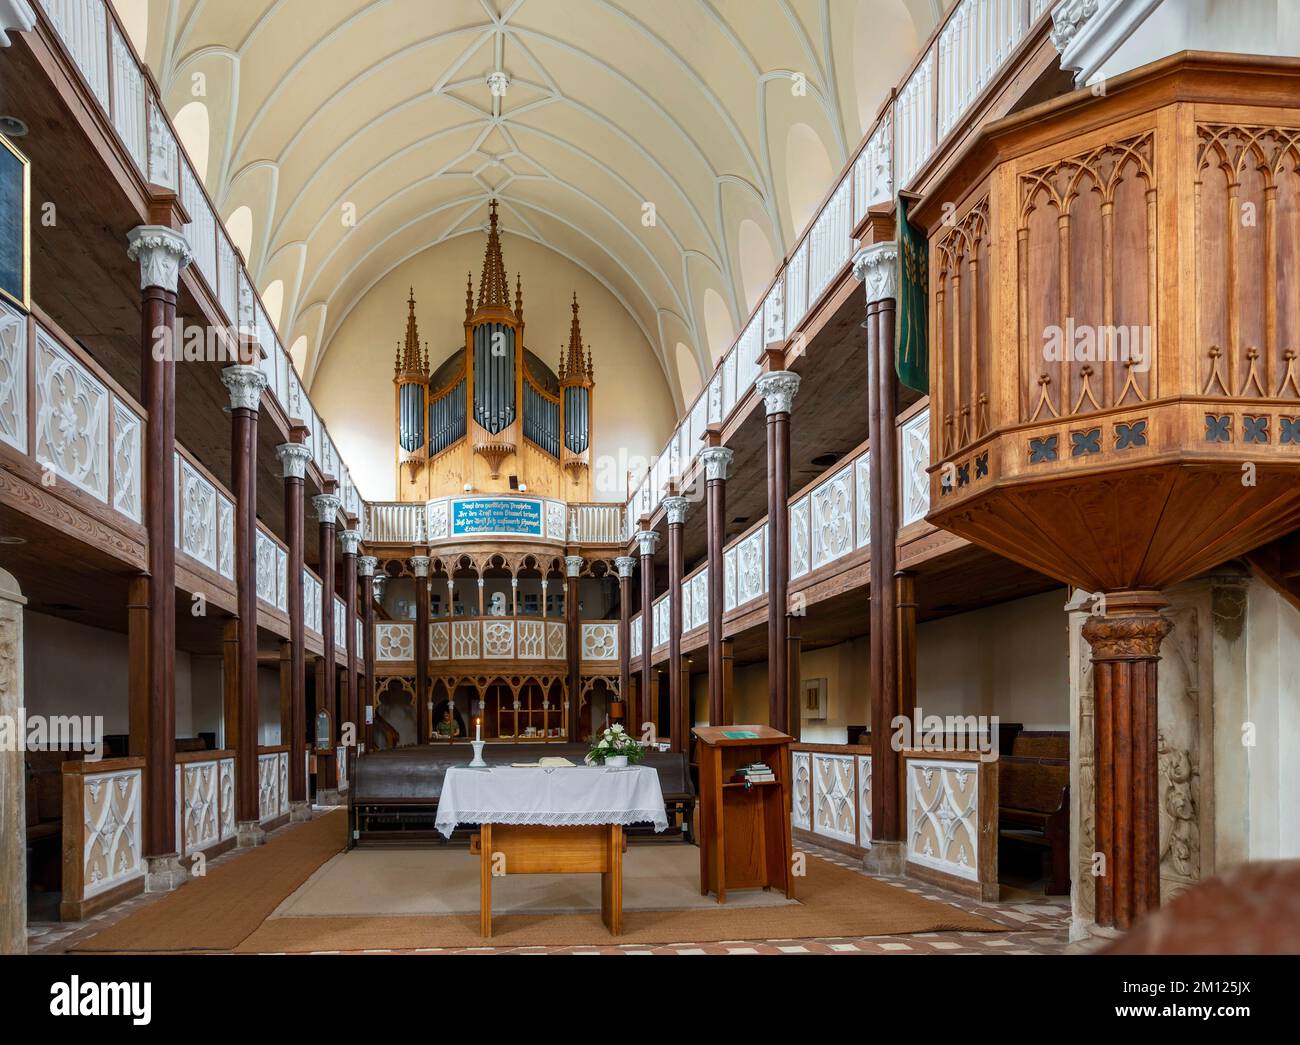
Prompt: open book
<box><xmin>509</xmin><ymin>756</ymin><xmax>576</xmax><ymax>768</ymax></box>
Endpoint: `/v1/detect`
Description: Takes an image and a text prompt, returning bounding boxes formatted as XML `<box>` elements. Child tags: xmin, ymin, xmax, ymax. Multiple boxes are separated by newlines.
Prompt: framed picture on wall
<box><xmin>802</xmin><ymin>677</ymin><xmax>827</xmax><ymax>720</ymax></box>
<box><xmin>0</xmin><ymin>132</ymin><xmax>30</xmax><ymax>310</ymax></box>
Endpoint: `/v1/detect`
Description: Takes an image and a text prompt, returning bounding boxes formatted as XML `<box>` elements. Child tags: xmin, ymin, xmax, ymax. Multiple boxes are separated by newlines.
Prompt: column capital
<box><xmin>852</xmin><ymin>240</ymin><xmax>898</xmax><ymax>305</ymax></box>
<box><xmin>221</xmin><ymin>364</ymin><xmax>267</xmax><ymax>412</ymax></box>
<box><xmin>564</xmin><ymin>555</ymin><xmax>584</xmax><ymax>578</ymax></box>
<box><xmin>0</xmin><ymin>1</ymin><xmax>35</xmax><ymax>47</ymax></box>
<box><xmin>615</xmin><ymin>555</ymin><xmax>637</xmax><ymax>579</ymax></box>
<box><xmin>338</xmin><ymin>529</ymin><xmax>362</xmax><ymax>556</ymax></box>
<box><xmin>357</xmin><ymin>555</ymin><xmax>378</xmax><ymax>577</ymax></box>
<box><xmin>409</xmin><ymin>555</ymin><xmax>431</xmax><ymax>578</ymax></box>
<box><xmin>756</xmin><ymin>370</ymin><xmax>800</xmax><ymax>416</ymax></box>
<box><xmin>312</xmin><ymin>493</ymin><xmax>342</xmax><ymax>524</ymax></box>
<box><xmin>663</xmin><ymin>495</ymin><xmax>689</xmax><ymax>526</ymax></box>
<box><xmin>699</xmin><ymin>446</ymin><xmax>734</xmax><ymax>482</ymax></box>
<box><xmin>634</xmin><ymin>529</ymin><xmax>660</xmax><ymax>557</ymax></box>
<box><xmin>126</xmin><ymin>225</ymin><xmax>193</xmax><ymax>293</ymax></box>
<box><xmin>275</xmin><ymin>442</ymin><xmax>312</xmax><ymax>480</ymax></box>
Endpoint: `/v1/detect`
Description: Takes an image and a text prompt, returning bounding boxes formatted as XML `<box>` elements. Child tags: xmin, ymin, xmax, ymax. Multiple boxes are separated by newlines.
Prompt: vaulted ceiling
<box><xmin>128</xmin><ymin>0</ymin><xmax>949</xmax><ymax>404</ymax></box>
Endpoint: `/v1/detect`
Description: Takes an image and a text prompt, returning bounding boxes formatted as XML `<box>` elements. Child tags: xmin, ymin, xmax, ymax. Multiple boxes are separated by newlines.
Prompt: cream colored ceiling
<box><xmin>135</xmin><ymin>0</ymin><xmax>948</xmax><ymax>403</ymax></box>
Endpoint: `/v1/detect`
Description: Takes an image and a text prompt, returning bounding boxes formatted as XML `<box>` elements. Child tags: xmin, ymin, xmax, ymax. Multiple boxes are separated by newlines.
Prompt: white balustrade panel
<box><xmin>517</xmin><ymin>619</ymin><xmax>544</xmax><ymax>658</ymax></box>
<box><xmin>483</xmin><ymin>618</ymin><xmax>514</xmax><ymax>658</ymax></box>
<box><xmin>430</xmin><ymin>621</ymin><xmax>449</xmax><ymax>660</ymax></box>
<box><xmin>652</xmin><ymin>595</ymin><xmax>669</xmax><ymax>650</ymax></box>
<box><xmin>255</xmin><ymin>529</ymin><xmax>276</xmax><ymax>604</ymax></box>
<box><xmin>630</xmin><ymin>614</ymin><xmax>642</xmax><ymax>659</ymax></box>
<box><xmin>111</xmin><ymin>400</ymin><xmax>142</xmax><ymax>523</ymax></box>
<box><xmin>734</xmin><ymin>524</ymin><xmax>767</xmax><ymax>606</ymax></box>
<box><xmin>581</xmin><ymin>622</ymin><xmax>618</xmax><ymax>661</ymax></box>
<box><xmin>546</xmin><ymin>621</ymin><xmax>566</xmax><ymax>659</ymax></box>
<box><xmin>900</xmin><ymin>408</ymin><xmax>931</xmax><ymax>528</ymax></box>
<box><xmin>906</xmin><ymin>758</ymin><xmax>980</xmax><ymax>881</ymax></box>
<box><xmin>807</xmin><ymin>174</ymin><xmax>854</xmax><ymax>307</ymax></box>
<box><xmin>0</xmin><ymin>302</ymin><xmax>27</xmax><ymax>454</ymax></box>
<box><xmin>334</xmin><ymin>596</ymin><xmax>347</xmax><ymax>648</ymax></box>
<box><xmin>41</xmin><ymin>0</ymin><xmax>109</xmax><ymax>111</ymax></box>
<box><xmin>784</xmin><ymin>240</ymin><xmax>809</xmax><ymax>338</ymax></box>
<box><xmin>304</xmin><ymin>571</ymin><xmax>322</xmax><ymax>634</ymax></box>
<box><xmin>34</xmin><ymin>329</ymin><xmax>108</xmax><ymax>501</ymax></box>
<box><xmin>937</xmin><ymin>0</ymin><xmax>1029</xmax><ymax>141</ymax></box>
<box><xmin>146</xmin><ymin>97</ymin><xmax>178</xmax><ymax>190</ymax></box>
<box><xmin>857</xmin><ymin>754</ymin><xmax>873</xmax><ymax>847</ymax></box>
<box><xmin>180</xmin><ymin>758</ymin><xmax>220</xmax><ymax>856</ymax></box>
<box><xmin>791</xmin><ymin>750</ymin><xmax>811</xmax><ymax>831</ymax></box>
<box><xmin>79</xmin><ymin>766</ymin><xmax>143</xmax><ymax>899</ymax></box>
<box><xmin>568</xmin><ymin>503</ymin><xmax>623</xmax><ymax>544</ymax></box>
<box><xmin>218</xmin><ymin>757</ymin><xmax>236</xmax><ymax>840</ymax></box>
<box><xmin>894</xmin><ymin>45</ymin><xmax>936</xmax><ymax>189</ymax></box>
<box><xmin>853</xmin><ymin>113</ymin><xmax>893</xmax><ymax>225</ymax></box>
<box><xmin>812</xmin><ymin>752</ymin><xmax>857</xmax><ymax>845</ymax></box>
<box><xmin>810</xmin><ymin>465</ymin><xmax>854</xmax><ymax>570</ymax></box>
<box><xmin>855</xmin><ymin>451</ymin><xmax>872</xmax><ymax>548</ymax></box>
<box><xmin>179</xmin><ymin>458</ymin><xmax>217</xmax><ymax>570</ymax></box>
<box><xmin>180</xmin><ymin>159</ymin><xmax>218</xmax><ymax>295</ymax></box>
<box><xmin>789</xmin><ymin>496</ymin><xmax>811</xmax><ymax>579</ymax></box>
<box><xmin>689</xmin><ymin>568</ymin><xmax>708</xmax><ymax>632</ymax></box>
<box><xmin>376</xmin><ymin>622</ymin><xmax>414</xmax><ymax>661</ymax></box>
<box><xmin>109</xmin><ymin>23</ymin><xmax>146</xmax><ymax>174</ymax></box>
<box><xmin>276</xmin><ymin>546</ymin><xmax>287</xmax><ymax>611</ymax></box>
<box><xmin>258</xmin><ymin>751</ymin><xmax>290</xmax><ymax>823</ymax></box>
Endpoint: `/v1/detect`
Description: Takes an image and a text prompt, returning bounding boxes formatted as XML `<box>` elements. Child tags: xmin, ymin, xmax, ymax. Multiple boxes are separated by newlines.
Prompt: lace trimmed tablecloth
<box><xmin>435</xmin><ymin>765</ymin><xmax>668</xmax><ymax>839</ymax></box>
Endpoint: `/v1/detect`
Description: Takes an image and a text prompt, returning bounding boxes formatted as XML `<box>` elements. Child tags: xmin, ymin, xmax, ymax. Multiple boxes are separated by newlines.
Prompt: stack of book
<box><xmin>731</xmin><ymin>762</ymin><xmax>775</xmax><ymax>785</ymax></box>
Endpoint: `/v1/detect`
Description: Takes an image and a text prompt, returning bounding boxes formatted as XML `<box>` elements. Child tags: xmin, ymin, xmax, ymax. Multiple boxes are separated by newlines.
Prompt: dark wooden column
<box><xmin>358</xmin><ymin>556</ymin><xmax>378</xmax><ymax>749</ymax></box>
<box><xmin>340</xmin><ymin>528</ymin><xmax>360</xmax><ymax>744</ymax></box>
<box><xmin>615</xmin><ymin>556</ymin><xmax>635</xmax><ymax>723</ymax></box>
<box><xmin>859</xmin><ymin>241</ymin><xmax>903</xmax><ymax>870</ymax></box>
<box><xmin>721</xmin><ymin>638</ymin><xmax>735</xmax><ymax>725</ymax></box>
<box><xmin>634</xmin><ymin>527</ymin><xmax>659</xmax><ymax>737</ymax></box>
<box><xmin>786</xmin><ymin>613</ymin><xmax>802</xmax><ymax>742</ymax></box>
<box><xmin>756</xmin><ymin>368</ymin><xmax>799</xmax><ymax>732</ymax></box>
<box><xmin>663</xmin><ymin>495</ymin><xmax>688</xmax><ymax>751</ymax></box>
<box><xmin>1082</xmin><ymin>591</ymin><xmax>1171</xmax><ymax>931</ymax></box>
<box><xmin>411</xmin><ymin>556</ymin><xmax>431</xmax><ymax>744</ymax></box>
<box><xmin>276</xmin><ymin>436</ymin><xmax>311</xmax><ymax>815</ymax></box>
<box><xmin>700</xmin><ymin>444</ymin><xmax>733</xmax><ymax>726</ymax></box>
<box><xmin>565</xmin><ymin>555</ymin><xmax>583</xmax><ymax>741</ymax></box>
<box><xmin>222</xmin><ymin>363</ymin><xmax>268</xmax><ymax>845</ymax></box>
<box><xmin>896</xmin><ymin>570</ymin><xmax>918</xmax><ymax>735</ymax></box>
<box><xmin>126</xmin><ymin>224</ymin><xmax>190</xmax><ymax>884</ymax></box>
<box><xmin>313</xmin><ymin>489</ymin><xmax>341</xmax><ymax>750</ymax></box>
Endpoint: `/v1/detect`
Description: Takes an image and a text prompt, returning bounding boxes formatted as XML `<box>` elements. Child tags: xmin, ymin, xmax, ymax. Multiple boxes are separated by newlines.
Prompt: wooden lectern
<box><xmin>693</xmin><ymin>724</ymin><xmax>794</xmax><ymax>904</ymax></box>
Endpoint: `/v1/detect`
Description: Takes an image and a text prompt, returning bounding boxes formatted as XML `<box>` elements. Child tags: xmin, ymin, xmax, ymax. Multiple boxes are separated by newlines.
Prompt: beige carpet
<box><xmin>272</xmin><ymin>845</ymin><xmax>797</xmax><ymax>918</ymax></box>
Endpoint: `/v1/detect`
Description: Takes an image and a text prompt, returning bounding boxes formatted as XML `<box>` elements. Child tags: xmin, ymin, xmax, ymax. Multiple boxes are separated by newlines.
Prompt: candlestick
<box><xmin>475</xmin><ymin>716</ymin><xmax>481</xmax><ymax>742</ymax></box>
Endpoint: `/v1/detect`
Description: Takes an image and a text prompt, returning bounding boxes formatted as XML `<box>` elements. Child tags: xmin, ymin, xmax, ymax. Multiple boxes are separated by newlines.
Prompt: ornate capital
<box><xmin>357</xmin><ymin>555</ymin><xmax>378</xmax><ymax>578</ymax></box>
<box><xmin>1051</xmin><ymin>0</ymin><xmax>1161</xmax><ymax>86</ymax></box>
<box><xmin>634</xmin><ymin>529</ymin><xmax>660</xmax><ymax>557</ymax></box>
<box><xmin>338</xmin><ymin>529</ymin><xmax>362</xmax><ymax>556</ymax></box>
<box><xmin>615</xmin><ymin>555</ymin><xmax>637</xmax><ymax>579</ymax></box>
<box><xmin>409</xmin><ymin>555</ymin><xmax>431</xmax><ymax>578</ymax></box>
<box><xmin>1081</xmin><ymin>591</ymin><xmax>1173</xmax><ymax>660</ymax></box>
<box><xmin>312</xmin><ymin>493</ymin><xmax>342</xmax><ymax>524</ymax></box>
<box><xmin>221</xmin><ymin>364</ymin><xmax>267</xmax><ymax>412</ymax></box>
<box><xmin>756</xmin><ymin>370</ymin><xmax>800</xmax><ymax>416</ymax></box>
<box><xmin>126</xmin><ymin>225</ymin><xmax>193</xmax><ymax>293</ymax></box>
<box><xmin>700</xmin><ymin>446</ymin><xmax>734</xmax><ymax>483</ymax></box>
<box><xmin>275</xmin><ymin>442</ymin><xmax>312</xmax><ymax>480</ymax></box>
<box><xmin>565</xmin><ymin>554</ymin><xmax>584</xmax><ymax>578</ymax></box>
<box><xmin>663</xmin><ymin>495</ymin><xmax>689</xmax><ymax>526</ymax></box>
<box><xmin>853</xmin><ymin>241</ymin><xmax>898</xmax><ymax>304</ymax></box>
<box><xmin>0</xmin><ymin>1</ymin><xmax>36</xmax><ymax>47</ymax></box>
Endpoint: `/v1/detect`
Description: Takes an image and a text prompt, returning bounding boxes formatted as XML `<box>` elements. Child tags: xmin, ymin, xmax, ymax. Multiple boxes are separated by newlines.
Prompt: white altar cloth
<box><xmin>435</xmin><ymin>765</ymin><xmax>668</xmax><ymax>839</ymax></box>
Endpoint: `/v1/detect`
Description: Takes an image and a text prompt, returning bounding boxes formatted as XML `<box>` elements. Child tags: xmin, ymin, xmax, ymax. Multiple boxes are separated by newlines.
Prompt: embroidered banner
<box><xmin>895</xmin><ymin>195</ymin><xmax>928</xmax><ymax>394</ymax></box>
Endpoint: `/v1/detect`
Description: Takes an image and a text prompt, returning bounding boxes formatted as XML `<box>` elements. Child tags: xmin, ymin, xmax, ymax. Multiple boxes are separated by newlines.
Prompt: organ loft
<box><xmin>393</xmin><ymin>200</ymin><xmax>596</xmax><ymax>502</ymax></box>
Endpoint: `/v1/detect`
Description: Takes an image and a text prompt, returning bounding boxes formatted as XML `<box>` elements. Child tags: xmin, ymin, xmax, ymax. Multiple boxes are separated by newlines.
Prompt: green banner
<box><xmin>895</xmin><ymin>195</ymin><xmax>928</xmax><ymax>394</ymax></box>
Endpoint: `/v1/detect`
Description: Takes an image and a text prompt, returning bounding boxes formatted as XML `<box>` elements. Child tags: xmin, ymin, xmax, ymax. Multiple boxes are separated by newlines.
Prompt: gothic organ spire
<box><xmin>476</xmin><ymin>198</ymin><xmax>511</xmax><ymax>311</ymax></box>
<box><xmin>395</xmin><ymin>288</ymin><xmax>427</xmax><ymax>379</ymax></box>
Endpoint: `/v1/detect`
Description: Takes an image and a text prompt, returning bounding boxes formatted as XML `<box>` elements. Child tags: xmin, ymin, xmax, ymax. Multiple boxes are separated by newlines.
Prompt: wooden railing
<box><xmin>372</xmin><ymin>617</ymin><xmax>621</xmax><ymax>665</ymax></box>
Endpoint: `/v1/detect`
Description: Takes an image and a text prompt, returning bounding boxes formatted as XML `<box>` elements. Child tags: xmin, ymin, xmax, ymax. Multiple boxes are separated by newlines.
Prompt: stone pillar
<box><xmin>700</xmin><ymin>446</ymin><xmax>733</xmax><ymax>726</ymax></box>
<box><xmin>125</xmin><ymin>225</ymin><xmax>191</xmax><ymax>885</ymax></box>
<box><xmin>755</xmin><ymin>370</ymin><xmax>799</xmax><ymax>732</ymax></box>
<box><xmin>410</xmin><ymin>556</ymin><xmax>431</xmax><ymax>744</ymax></box>
<box><xmin>565</xmin><ymin>555</ymin><xmax>583</xmax><ymax>741</ymax></box>
<box><xmin>635</xmin><ymin>528</ymin><xmax>659</xmax><ymax>738</ymax></box>
<box><xmin>615</xmin><ymin>556</ymin><xmax>635</xmax><ymax>724</ymax></box>
<box><xmin>223</xmin><ymin>364</ymin><xmax>269</xmax><ymax>849</ymax></box>
<box><xmin>358</xmin><ymin>556</ymin><xmax>378</xmax><ymax>751</ymax></box>
<box><xmin>856</xmin><ymin>240</ymin><xmax>904</xmax><ymax>875</ymax></box>
<box><xmin>339</xmin><ymin>529</ymin><xmax>361</xmax><ymax>749</ymax></box>
<box><xmin>276</xmin><ymin>438</ymin><xmax>311</xmax><ymax>820</ymax></box>
<box><xmin>1082</xmin><ymin>590</ymin><xmax>1172</xmax><ymax>932</ymax></box>
<box><xmin>663</xmin><ymin>495</ymin><xmax>689</xmax><ymax>751</ymax></box>
<box><xmin>310</xmin><ymin>488</ymin><xmax>338</xmax><ymax>743</ymax></box>
<box><xmin>0</xmin><ymin>569</ymin><xmax>27</xmax><ymax>953</ymax></box>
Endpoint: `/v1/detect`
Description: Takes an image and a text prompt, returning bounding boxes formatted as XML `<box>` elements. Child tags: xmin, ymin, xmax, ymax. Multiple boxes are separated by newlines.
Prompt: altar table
<box><xmin>436</xmin><ymin>765</ymin><xmax>668</xmax><ymax>937</ymax></box>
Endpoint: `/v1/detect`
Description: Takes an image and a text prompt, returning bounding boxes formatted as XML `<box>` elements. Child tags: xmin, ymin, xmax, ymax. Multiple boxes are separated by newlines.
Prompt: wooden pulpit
<box><xmin>693</xmin><ymin>725</ymin><xmax>794</xmax><ymax>904</ymax></box>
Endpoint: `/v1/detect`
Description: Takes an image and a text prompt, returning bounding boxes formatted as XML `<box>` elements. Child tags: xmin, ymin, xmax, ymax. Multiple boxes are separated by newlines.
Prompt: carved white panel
<box><xmin>855</xmin><ymin>452</ymin><xmax>872</xmax><ymax>548</ymax></box>
<box><xmin>35</xmin><ymin>330</ymin><xmax>108</xmax><ymax>501</ymax></box>
<box><xmin>278</xmin><ymin>752</ymin><xmax>289</xmax><ymax>815</ymax></box>
<box><xmin>0</xmin><ymin>302</ymin><xmax>26</xmax><ymax>453</ymax></box>
<box><xmin>217</xmin><ymin>494</ymin><xmax>234</xmax><ymax>579</ymax></box>
<box><xmin>377</xmin><ymin>622</ymin><xmax>414</xmax><ymax>661</ymax></box>
<box><xmin>630</xmin><ymin>614</ymin><xmax>642</xmax><ymax>659</ymax></box>
<box><xmin>791</xmin><ymin>750</ymin><xmax>811</xmax><ymax>831</ymax></box>
<box><xmin>430</xmin><ymin>621</ymin><xmax>449</xmax><ymax>661</ymax></box>
<box><xmin>182</xmin><ymin>759</ymin><xmax>219</xmax><ymax>855</ymax></box>
<box><xmin>517</xmin><ymin>620</ymin><xmax>545</xmax><ymax>659</ymax></box>
<box><xmin>452</xmin><ymin>620</ymin><xmax>480</xmax><ymax>659</ymax></box>
<box><xmin>581</xmin><ymin>622</ymin><xmax>617</xmax><ymax>661</ymax></box>
<box><xmin>900</xmin><ymin>409</ymin><xmax>931</xmax><ymax>528</ymax></box>
<box><xmin>304</xmin><ymin>571</ymin><xmax>322</xmax><ymax>634</ymax></box>
<box><xmin>110</xmin><ymin>23</ymin><xmax>146</xmax><ymax>174</ymax></box>
<box><xmin>427</xmin><ymin>499</ymin><xmax>449</xmax><ymax>540</ymax></box>
<box><xmin>180</xmin><ymin>458</ymin><xmax>217</xmax><ymax>570</ymax></box>
<box><xmin>80</xmin><ymin>768</ymin><xmax>143</xmax><ymax>899</ymax></box>
<box><xmin>334</xmin><ymin>597</ymin><xmax>348</xmax><ymax>648</ymax></box>
<box><xmin>653</xmin><ymin>596</ymin><xmax>669</xmax><ymax>649</ymax></box>
<box><xmin>811</xmin><ymin>466</ymin><xmax>853</xmax><ymax>570</ymax></box>
<box><xmin>483</xmin><ymin>619</ymin><xmax>513</xmax><ymax>658</ymax></box>
<box><xmin>736</xmin><ymin>529</ymin><xmax>765</xmax><ymax>606</ymax></box>
<box><xmin>690</xmin><ymin>569</ymin><xmax>708</xmax><ymax>632</ymax></box>
<box><xmin>546</xmin><ymin>621</ymin><xmax>566</xmax><ymax>659</ymax></box>
<box><xmin>723</xmin><ymin>548</ymin><xmax>738</xmax><ymax>612</ymax></box>
<box><xmin>43</xmin><ymin>0</ymin><xmax>110</xmax><ymax>111</ymax></box>
<box><xmin>218</xmin><ymin>758</ymin><xmax>236</xmax><ymax>840</ymax></box>
<box><xmin>110</xmin><ymin>400</ymin><xmax>141</xmax><ymax>522</ymax></box>
<box><xmin>276</xmin><ymin>547</ymin><xmax>287</xmax><ymax>611</ymax></box>
<box><xmin>789</xmin><ymin>497</ymin><xmax>810</xmax><ymax>579</ymax></box>
<box><xmin>258</xmin><ymin>752</ymin><xmax>281</xmax><ymax>823</ymax></box>
<box><xmin>857</xmin><ymin>754</ymin><xmax>873</xmax><ymax>846</ymax></box>
<box><xmin>255</xmin><ymin>530</ymin><xmax>276</xmax><ymax>605</ymax></box>
<box><xmin>546</xmin><ymin>500</ymin><xmax>566</xmax><ymax>541</ymax></box>
<box><xmin>812</xmin><ymin>752</ymin><xmax>857</xmax><ymax>845</ymax></box>
<box><xmin>906</xmin><ymin>758</ymin><xmax>979</xmax><ymax>881</ymax></box>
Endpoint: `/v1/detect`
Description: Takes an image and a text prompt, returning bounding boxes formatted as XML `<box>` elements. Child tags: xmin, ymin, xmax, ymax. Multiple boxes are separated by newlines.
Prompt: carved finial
<box><xmin>476</xmin><ymin>198</ymin><xmax>510</xmax><ymax>310</ymax></box>
<box><xmin>398</xmin><ymin>289</ymin><xmax>426</xmax><ymax>377</ymax></box>
<box><xmin>562</xmin><ymin>292</ymin><xmax>588</xmax><ymax>384</ymax></box>
<box><xmin>515</xmin><ymin>272</ymin><xmax>524</xmax><ymax>321</ymax></box>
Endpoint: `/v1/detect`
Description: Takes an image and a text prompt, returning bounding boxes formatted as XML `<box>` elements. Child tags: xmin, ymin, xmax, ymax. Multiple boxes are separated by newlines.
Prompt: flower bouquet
<box><xmin>586</xmin><ymin>723</ymin><xmax>645</xmax><ymax>767</ymax></box>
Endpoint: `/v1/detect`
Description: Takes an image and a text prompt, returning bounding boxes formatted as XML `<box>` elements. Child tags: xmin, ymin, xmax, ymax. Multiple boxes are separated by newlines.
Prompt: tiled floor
<box><xmin>27</xmin><ymin>822</ymin><xmax>1074</xmax><ymax>956</ymax></box>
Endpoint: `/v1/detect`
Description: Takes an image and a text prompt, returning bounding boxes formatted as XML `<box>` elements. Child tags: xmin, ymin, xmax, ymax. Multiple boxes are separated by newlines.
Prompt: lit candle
<box><xmin>475</xmin><ymin>717</ymin><xmax>481</xmax><ymax>743</ymax></box>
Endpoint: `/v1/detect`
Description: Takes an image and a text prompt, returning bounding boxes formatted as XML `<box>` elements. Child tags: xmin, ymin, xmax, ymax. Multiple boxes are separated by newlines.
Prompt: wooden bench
<box><xmin>997</xmin><ymin>756</ymin><xmax>1069</xmax><ymax>895</ymax></box>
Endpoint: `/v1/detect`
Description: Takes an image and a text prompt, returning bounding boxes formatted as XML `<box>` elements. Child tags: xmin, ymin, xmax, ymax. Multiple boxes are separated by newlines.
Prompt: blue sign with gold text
<box><xmin>450</xmin><ymin>497</ymin><xmax>543</xmax><ymax>537</ymax></box>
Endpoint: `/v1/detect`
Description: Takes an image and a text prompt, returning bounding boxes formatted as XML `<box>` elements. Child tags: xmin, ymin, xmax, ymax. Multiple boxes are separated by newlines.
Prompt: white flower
<box><xmin>598</xmin><ymin>739</ymin><xmax>609</xmax><ymax>749</ymax></box>
<box><xmin>612</xmin><ymin>724</ymin><xmax>624</xmax><ymax>734</ymax></box>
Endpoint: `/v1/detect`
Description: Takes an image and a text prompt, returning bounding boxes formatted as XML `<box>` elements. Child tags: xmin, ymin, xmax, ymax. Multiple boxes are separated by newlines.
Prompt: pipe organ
<box><xmin>393</xmin><ymin>200</ymin><xmax>597</xmax><ymax>500</ymax></box>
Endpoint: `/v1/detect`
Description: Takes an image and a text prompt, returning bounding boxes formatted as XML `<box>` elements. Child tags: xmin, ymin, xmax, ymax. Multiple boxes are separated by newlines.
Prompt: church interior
<box><xmin>1</xmin><ymin>0</ymin><xmax>1299</xmax><ymax>980</ymax></box>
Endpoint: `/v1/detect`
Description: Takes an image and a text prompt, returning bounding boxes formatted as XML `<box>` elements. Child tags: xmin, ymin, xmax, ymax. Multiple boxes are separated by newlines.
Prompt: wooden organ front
<box><xmin>394</xmin><ymin>200</ymin><xmax>595</xmax><ymax>502</ymax></box>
